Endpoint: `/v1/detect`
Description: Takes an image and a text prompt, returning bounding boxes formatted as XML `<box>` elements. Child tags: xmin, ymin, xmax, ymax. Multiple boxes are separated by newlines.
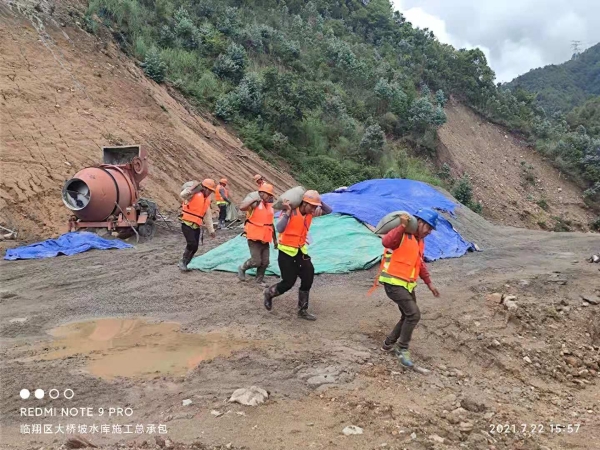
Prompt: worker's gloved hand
<box><xmin>427</xmin><ymin>284</ymin><xmax>440</xmax><ymax>297</ymax></box>
<box><xmin>399</xmin><ymin>213</ymin><xmax>410</xmax><ymax>227</ymax></box>
<box><xmin>282</xmin><ymin>200</ymin><xmax>292</xmax><ymax>215</ymax></box>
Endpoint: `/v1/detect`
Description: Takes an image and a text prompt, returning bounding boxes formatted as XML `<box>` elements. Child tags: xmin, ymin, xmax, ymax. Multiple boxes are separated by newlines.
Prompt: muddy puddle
<box><xmin>41</xmin><ymin>319</ymin><xmax>251</xmax><ymax>379</ymax></box>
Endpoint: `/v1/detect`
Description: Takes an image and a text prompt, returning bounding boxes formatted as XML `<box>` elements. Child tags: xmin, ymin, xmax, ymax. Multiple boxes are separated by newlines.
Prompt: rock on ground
<box><xmin>229</xmin><ymin>386</ymin><xmax>269</xmax><ymax>406</ymax></box>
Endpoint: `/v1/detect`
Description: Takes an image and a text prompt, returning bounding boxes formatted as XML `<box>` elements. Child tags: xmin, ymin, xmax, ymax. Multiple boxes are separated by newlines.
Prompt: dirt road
<box><xmin>1</xmin><ymin>211</ymin><xmax>599</xmax><ymax>450</ymax></box>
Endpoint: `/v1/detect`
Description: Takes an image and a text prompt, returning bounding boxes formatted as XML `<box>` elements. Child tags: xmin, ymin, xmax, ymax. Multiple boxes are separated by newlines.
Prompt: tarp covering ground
<box><xmin>323</xmin><ymin>179</ymin><xmax>475</xmax><ymax>261</ymax></box>
<box><xmin>188</xmin><ymin>214</ymin><xmax>382</xmax><ymax>275</ymax></box>
<box><xmin>4</xmin><ymin>232</ymin><xmax>133</xmax><ymax>260</ymax></box>
<box><xmin>190</xmin><ymin>179</ymin><xmax>476</xmax><ymax>274</ymax></box>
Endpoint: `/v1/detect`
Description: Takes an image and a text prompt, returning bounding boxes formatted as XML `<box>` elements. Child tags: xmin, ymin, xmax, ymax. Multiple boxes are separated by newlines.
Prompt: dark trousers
<box><xmin>181</xmin><ymin>223</ymin><xmax>200</xmax><ymax>263</ymax></box>
<box><xmin>218</xmin><ymin>204</ymin><xmax>227</xmax><ymax>222</ymax></box>
<box><xmin>276</xmin><ymin>250</ymin><xmax>314</xmax><ymax>294</ymax></box>
<box><xmin>384</xmin><ymin>284</ymin><xmax>421</xmax><ymax>350</ymax></box>
<box><xmin>242</xmin><ymin>240</ymin><xmax>270</xmax><ymax>271</ymax></box>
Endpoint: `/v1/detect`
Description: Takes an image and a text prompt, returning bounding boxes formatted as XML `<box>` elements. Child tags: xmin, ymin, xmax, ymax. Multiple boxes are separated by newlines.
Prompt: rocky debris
<box><xmin>210</xmin><ymin>410</ymin><xmax>223</xmax><ymax>417</ymax></box>
<box><xmin>65</xmin><ymin>436</ymin><xmax>98</xmax><ymax>448</ymax></box>
<box><xmin>182</xmin><ymin>399</ymin><xmax>193</xmax><ymax>406</ymax></box>
<box><xmin>588</xmin><ymin>254</ymin><xmax>599</xmax><ymax>263</ymax></box>
<box><xmin>229</xmin><ymin>386</ymin><xmax>269</xmax><ymax>406</ymax></box>
<box><xmin>342</xmin><ymin>425</ymin><xmax>363</xmax><ymax>436</ymax></box>
<box><xmin>581</xmin><ymin>294</ymin><xmax>599</xmax><ymax>305</ymax></box>
<box><xmin>488</xmin><ymin>293</ymin><xmax>503</xmax><ymax>303</ymax></box>
<box><xmin>429</xmin><ymin>434</ymin><xmax>445</xmax><ymax>444</ymax></box>
<box><xmin>459</xmin><ymin>421</ymin><xmax>474</xmax><ymax>433</ymax></box>
<box><xmin>501</xmin><ymin>294</ymin><xmax>518</xmax><ymax>311</ymax></box>
<box><xmin>460</xmin><ymin>397</ymin><xmax>488</xmax><ymax>413</ymax></box>
<box><xmin>590</xmin><ymin>313</ymin><xmax>600</xmax><ymax>346</ymax></box>
<box><xmin>565</xmin><ymin>356</ymin><xmax>580</xmax><ymax>367</ymax></box>
<box><xmin>523</xmin><ymin>356</ymin><xmax>532</xmax><ymax>364</ymax></box>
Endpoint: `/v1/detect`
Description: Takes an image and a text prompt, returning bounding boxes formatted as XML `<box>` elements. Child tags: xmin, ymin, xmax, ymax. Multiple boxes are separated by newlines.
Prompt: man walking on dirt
<box><xmin>215</xmin><ymin>178</ymin><xmax>231</xmax><ymax>229</ymax></box>
<box><xmin>238</xmin><ymin>183</ymin><xmax>277</xmax><ymax>286</ymax></box>
<box><xmin>178</xmin><ymin>179</ymin><xmax>216</xmax><ymax>272</ymax></box>
<box><xmin>262</xmin><ymin>190</ymin><xmax>332</xmax><ymax>321</ymax></box>
<box><xmin>379</xmin><ymin>208</ymin><xmax>440</xmax><ymax>367</ymax></box>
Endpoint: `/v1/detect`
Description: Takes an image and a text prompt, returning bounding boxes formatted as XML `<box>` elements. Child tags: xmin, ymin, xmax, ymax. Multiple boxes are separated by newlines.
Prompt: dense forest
<box><xmin>507</xmin><ymin>43</ymin><xmax>600</xmax><ymax>115</ymax></box>
<box><xmin>83</xmin><ymin>0</ymin><xmax>600</xmax><ymax>221</ymax></box>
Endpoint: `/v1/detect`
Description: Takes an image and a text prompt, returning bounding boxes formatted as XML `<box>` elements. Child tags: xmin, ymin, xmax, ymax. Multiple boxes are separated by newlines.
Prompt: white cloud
<box><xmin>392</xmin><ymin>0</ymin><xmax>600</xmax><ymax>82</ymax></box>
<box><xmin>395</xmin><ymin>4</ymin><xmax>494</xmax><ymax>79</ymax></box>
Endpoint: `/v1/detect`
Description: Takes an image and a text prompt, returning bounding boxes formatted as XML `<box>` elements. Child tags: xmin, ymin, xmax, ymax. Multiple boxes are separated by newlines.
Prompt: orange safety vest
<box><xmin>181</xmin><ymin>193</ymin><xmax>210</xmax><ymax>226</ymax></box>
<box><xmin>244</xmin><ymin>202</ymin><xmax>275</xmax><ymax>243</ymax></box>
<box><xmin>380</xmin><ymin>233</ymin><xmax>425</xmax><ymax>283</ymax></box>
<box><xmin>368</xmin><ymin>233</ymin><xmax>424</xmax><ymax>296</ymax></box>
<box><xmin>215</xmin><ymin>186</ymin><xmax>229</xmax><ymax>203</ymax></box>
<box><xmin>278</xmin><ymin>208</ymin><xmax>313</xmax><ymax>248</ymax></box>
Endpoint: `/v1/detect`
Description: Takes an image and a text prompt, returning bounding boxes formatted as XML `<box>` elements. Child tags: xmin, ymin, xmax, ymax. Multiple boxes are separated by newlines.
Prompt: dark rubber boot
<box><xmin>263</xmin><ymin>285</ymin><xmax>280</xmax><ymax>311</ymax></box>
<box><xmin>237</xmin><ymin>265</ymin><xmax>246</xmax><ymax>281</ymax></box>
<box><xmin>178</xmin><ymin>249</ymin><xmax>193</xmax><ymax>272</ymax></box>
<box><xmin>297</xmin><ymin>290</ymin><xmax>316</xmax><ymax>321</ymax></box>
<box><xmin>255</xmin><ymin>266</ymin><xmax>267</xmax><ymax>286</ymax></box>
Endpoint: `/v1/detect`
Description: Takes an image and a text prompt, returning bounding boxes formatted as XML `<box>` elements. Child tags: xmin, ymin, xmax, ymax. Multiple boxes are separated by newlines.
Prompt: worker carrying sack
<box><xmin>242</xmin><ymin>191</ymin><xmax>261</xmax><ymax>205</ymax></box>
<box><xmin>273</xmin><ymin>186</ymin><xmax>306</xmax><ymax>210</ymax></box>
<box><xmin>180</xmin><ymin>180</ymin><xmax>202</xmax><ymax>199</ymax></box>
<box><xmin>374</xmin><ymin>210</ymin><xmax>418</xmax><ymax>235</ymax></box>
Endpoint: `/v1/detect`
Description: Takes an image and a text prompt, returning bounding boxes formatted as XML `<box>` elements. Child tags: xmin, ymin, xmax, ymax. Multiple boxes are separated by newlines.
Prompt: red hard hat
<box><xmin>220</xmin><ymin>178</ymin><xmax>228</xmax><ymax>185</ymax></box>
<box><xmin>253</xmin><ymin>174</ymin><xmax>263</xmax><ymax>182</ymax></box>
<box><xmin>302</xmin><ymin>190</ymin><xmax>322</xmax><ymax>206</ymax></box>
<box><xmin>202</xmin><ymin>179</ymin><xmax>217</xmax><ymax>192</ymax></box>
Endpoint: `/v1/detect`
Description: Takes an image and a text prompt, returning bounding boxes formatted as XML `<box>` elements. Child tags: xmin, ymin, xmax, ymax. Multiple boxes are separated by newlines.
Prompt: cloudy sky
<box><xmin>392</xmin><ymin>0</ymin><xmax>600</xmax><ymax>82</ymax></box>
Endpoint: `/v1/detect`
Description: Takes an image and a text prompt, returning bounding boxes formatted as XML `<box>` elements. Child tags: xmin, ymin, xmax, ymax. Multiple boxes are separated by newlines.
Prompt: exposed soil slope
<box><xmin>0</xmin><ymin>2</ymin><xmax>295</xmax><ymax>240</ymax></box>
<box><xmin>437</xmin><ymin>100</ymin><xmax>595</xmax><ymax>231</ymax></box>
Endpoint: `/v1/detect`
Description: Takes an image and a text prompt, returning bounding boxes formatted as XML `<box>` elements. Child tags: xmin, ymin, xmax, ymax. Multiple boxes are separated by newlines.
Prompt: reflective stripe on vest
<box><xmin>278</xmin><ymin>208</ymin><xmax>312</xmax><ymax>249</ymax></box>
<box><xmin>181</xmin><ymin>193</ymin><xmax>210</xmax><ymax>226</ymax></box>
<box><xmin>215</xmin><ymin>186</ymin><xmax>229</xmax><ymax>204</ymax></box>
<box><xmin>244</xmin><ymin>202</ymin><xmax>274</xmax><ymax>243</ymax></box>
<box><xmin>379</xmin><ymin>233</ymin><xmax>424</xmax><ymax>287</ymax></box>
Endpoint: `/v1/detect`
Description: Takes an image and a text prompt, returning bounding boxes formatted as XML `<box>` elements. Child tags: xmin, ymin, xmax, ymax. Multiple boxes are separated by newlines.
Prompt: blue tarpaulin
<box><xmin>191</xmin><ymin>179</ymin><xmax>476</xmax><ymax>274</ymax></box>
<box><xmin>4</xmin><ymin>232</ymin><xmax>133</xmax><ymax>260</ymax></box>
<box><xmin>322</xmin><ymin>179</ymin><xmax>475</xmax><ymax>261</ymax></box>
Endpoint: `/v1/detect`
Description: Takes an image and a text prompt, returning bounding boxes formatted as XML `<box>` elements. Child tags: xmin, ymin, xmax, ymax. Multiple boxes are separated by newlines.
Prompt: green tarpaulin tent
<box><xmin>188</xmin><ymin>214</ymin><xmax>383</xmax><ymax>276</ymax></box>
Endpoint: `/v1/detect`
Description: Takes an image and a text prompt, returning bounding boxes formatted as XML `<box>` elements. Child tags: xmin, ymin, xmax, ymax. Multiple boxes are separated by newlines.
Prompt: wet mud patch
<box><xmin>40</xmin><ymin>318</ymin><xmax>253</xmax><ymax>379</ymax></box>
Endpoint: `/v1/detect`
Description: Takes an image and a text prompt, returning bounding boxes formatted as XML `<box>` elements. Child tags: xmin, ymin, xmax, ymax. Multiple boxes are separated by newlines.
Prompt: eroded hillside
<box><xmin>0</xmin><ymin>2</ymin><xmax>295</xmax><ymax>239</ymax></box>
<box><xmin>437</xmin><ymin>100</ymin><xmax>595</xmax><ymax>231</ymax></box>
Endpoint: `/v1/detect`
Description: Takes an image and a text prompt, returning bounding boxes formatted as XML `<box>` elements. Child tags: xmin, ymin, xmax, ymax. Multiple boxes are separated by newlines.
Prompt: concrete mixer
<box><xmin>62</xmin><ymin>145</ymin><xmax>157</xmax><ymax>239</ymax></box>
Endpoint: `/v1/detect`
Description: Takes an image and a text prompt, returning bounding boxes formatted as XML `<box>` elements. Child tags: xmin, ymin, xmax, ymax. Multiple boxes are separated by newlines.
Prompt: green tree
<box><xmin>359</xmin><ymin>124</ymin><xmax>386</xmax><ymax>164</ymax></box>
<box><xmin>213</xmin><ymin>42</ymin><xmax>247</xmax><ymax>83</ymax></box>
<box><xmin>141</xmin><ymin>47</ymin><xmax>166</xmax><ymax>83</ymax></box>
